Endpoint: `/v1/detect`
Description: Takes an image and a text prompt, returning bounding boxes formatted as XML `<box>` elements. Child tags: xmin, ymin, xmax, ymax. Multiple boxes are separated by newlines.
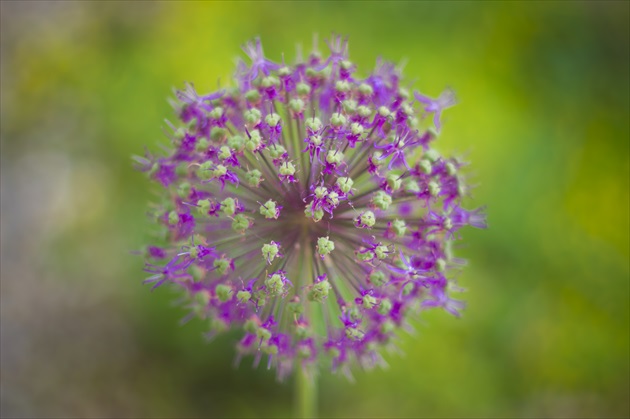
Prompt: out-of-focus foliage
<box><xmin>1</xmin><ymin>2</ymin><xmax>627</xmax><ymax>418</ymax></box>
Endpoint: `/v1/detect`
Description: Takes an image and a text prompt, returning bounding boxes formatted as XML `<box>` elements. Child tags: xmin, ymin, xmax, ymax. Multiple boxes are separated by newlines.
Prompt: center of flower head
<box><xmin>139</xmin><ymin>35</ymin><xmax>486</xmax><ymax>381</ymax></box>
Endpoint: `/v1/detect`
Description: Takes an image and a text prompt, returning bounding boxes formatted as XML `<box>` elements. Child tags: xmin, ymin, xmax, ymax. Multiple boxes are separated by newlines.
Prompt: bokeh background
<box><xmin>1</xmin><ymin>1</ymin><xmax>628</xmax><ymax>418</ymax></box>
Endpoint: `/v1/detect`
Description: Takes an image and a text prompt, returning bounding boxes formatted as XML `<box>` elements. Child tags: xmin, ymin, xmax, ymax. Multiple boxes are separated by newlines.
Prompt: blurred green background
<box><xmin>1</xmin><ymin>1</ymin><xmax>628</xmax><ymax>418</ymax></box>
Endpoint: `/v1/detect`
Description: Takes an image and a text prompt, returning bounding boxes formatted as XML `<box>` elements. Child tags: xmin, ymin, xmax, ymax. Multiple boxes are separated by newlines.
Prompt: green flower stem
<box><xmin>295</xmin><ymin>364</ymin><xmax>317</xmax><ymax>418</ymax></box>
<box><xmin>295</xmin><ymin>228</ymin><xmax>317</xmax><ymax>418</ymax></box>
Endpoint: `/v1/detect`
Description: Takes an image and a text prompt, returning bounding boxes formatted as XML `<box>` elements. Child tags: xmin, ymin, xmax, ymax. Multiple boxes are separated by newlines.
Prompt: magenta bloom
<box><xmin>137</xmin><ymin>36</ymin><xmax>485</xmax><ymax>381</ymax></box>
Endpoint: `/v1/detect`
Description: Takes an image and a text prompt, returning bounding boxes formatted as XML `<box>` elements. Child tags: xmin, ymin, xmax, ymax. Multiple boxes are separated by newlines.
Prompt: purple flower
<box><xmin>414</xmin><ymin>88</ymin><xmax>456</xmax><ymax>132</ymax></box>
<box><xmin>239</xmin><ymin>37</ymin><xmax>281</xmax><ymax>81</ymax></box>
<box><xmin>137</xmin><ymin>36</ymin><xmax>485</xmax><ymax>380</ymax></box>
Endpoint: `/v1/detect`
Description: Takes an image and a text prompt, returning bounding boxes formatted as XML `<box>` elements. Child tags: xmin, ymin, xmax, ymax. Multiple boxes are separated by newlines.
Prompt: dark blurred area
<box><xmin>1</xmin><ymin>1</ymin><xmax>628</xmax><ymax>418</ymax></box>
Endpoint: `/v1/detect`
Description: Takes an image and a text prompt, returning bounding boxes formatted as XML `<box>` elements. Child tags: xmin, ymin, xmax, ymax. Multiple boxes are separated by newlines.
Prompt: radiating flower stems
<box><xmin>296</xmin><ymin>225</ymin><xmax>317</xmax><ymax>418</ymax></box>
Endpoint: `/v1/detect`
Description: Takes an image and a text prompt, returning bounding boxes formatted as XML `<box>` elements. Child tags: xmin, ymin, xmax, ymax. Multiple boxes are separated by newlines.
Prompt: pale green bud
<box><xmin>418</xmin><ymin>159</ymin><xmax>432</xmax><ymax>175</ymax></box>
<box><xmin>347</xmin><ymin>306</ymin><xmax>362</xmax><ymax>322</ymax></box>
<box><xmin>342</xmin><ymin>99</ymin><xmax>357</xmax><ymax>114</ymax></box>
<box><xmin>330</xmin><ymin>113</ymin><xmax>347</xmax><ymax>127</ymax></box>
<box><xmin>373</xmin><ymin>191</ymin><xmax>392</xmax><ymax>210</ymax></box>
<box><xmin>424</xmin><ymin>148</ymin><xmax>440</xmax><ymax>162</ymax></box>
<box><xmin>336</xmin><ymin>177</ymin><xmax>353</xmax><ymax>194</ymax></box>
<box><xmin>378</xmin><ymin>299</ymin><xmax>393</xmax><ymax>315</ymax></box>
<box><xmin>305</xmin><ymin>117</ymin><xmax>322</xmax><ymax>132</ymax></box>
<box><xmin>197</xmin><ymin>161</ymin><xmax>214</xmax><ymax>180</ymax></box>
<box><xmin>194</xmin><ymin>290</ymin><xmax>211</xmax><ymax>307</ymax></box>
<box><xmin>228</xmin><ymin>135</ymin><xmax>245</xmax><ymax>151</ymax></box>
<box><xmin>289</xmin><ymin>98</ymin><xmax>305</xmax><ymax>113</ymax></box>
<box><xmin>210</xmin><ymin>127</ymin><xmax>226</xmax><ymax>141</ymax></box>
<box><xmin>262</xmin><ymin>343</ymin><xmax>278</xmax><ymax>355</ymax></box>
<box><xmin>236</xmin><ymin>290</ymin><xmax>252</xmax><ymax>304</ymax></box>
<box><xmin>218</xmin><ymin>145</ymin><xmax>232</xmax><ymax>160</ymax></box>
<box><xmin>245</xmin><ymin>130</ymin><xmax>262</xmax><ymax>151</ymax></box>
<box><xmin>401</xmin><ymin>103</ymin><xmax>414</xmax><ymax>116</ymax></box>
<box><xmin>314</xmin><ymin>186</ymin><xmax>328</xmax><ymax>199</ymax></box>
<box><xmin>357</xmin><ymin>105</ymin><xmax>372</xmax><ymax>118</ymax></box>
<box><xmin>296</xmin><ymin>82</ymin><xmax>311</xmax><ymax>96</ymax></box>
<box><xmin>391</xmin><ymin>219</ymin><xmax>407</xmax><ymax>236</ymax></box>
<box><xmin>245</xmin><ymin>169</ymin><xmax>263</xmax><ymax>187</ymax></box>
<box><xmin>231</xmin><ymin>214</ymin><xmax>250</xmax><ymax>232</ymax></box>
<box><xmin>268</xmin><ymin>144</ymin><xmax>287</xmax><ymax>159</ymax></box>
<box><xmin>278</xmin><ymin>66</ymin><xmax>291</xmax><ymax>76</ymax></box>
<box><xmin>357</xmin><ymin>250</ymin><xmax>375</xmax><ymax>262</ymax></box>
<box><xmin>245</xmin><ymin>89</ymin><xmax>261</xmax><ymax>103</ymax></box>
<box><xmin>327</xmin><ymin>191</ymin><xmax>340</xmax><ymax>206</ymax></box>
<box><xmin>357</xmin><ymin>210</ymin><xmax>376</xmax><ymax>228</ymax></box>
<box><xmin>359</xmin><ymin>83</ymin><xmax>373</xmax><ymax>96</ymax></box>
<box><xmin>308</xmin><ymin>279</ymin><xmax>332</xmax><ymax>303</ymax></box>
<box><xmin>378</xmin><ymin>106</ymin><xmax>391</xmax><ymax>117</ymax></box>
<box><xmin>370</xmin><ymin>271</ymin><xmax>388</xmax><ymax>287</ymax></box>
<box><xmin>190</xmin><ymin>265</ymin><xmax>206</xmax><ymax>282</ymax></box>
<box><xmin>215</xmin><ymin>284</ymin><xmax>232</xmax><ymax>302</ymax></box>
<box><xmin>386</xmin><ymin>174</ymin><xmax>402</xmax><ymax>191</ymax></box>
<box><xmin>168</xmin><ymin>210</ymin><xmax>179</xmax><ymax>225</ymax></box>
<box><xmin>428</xmin><ymin>180</ymin><xmax>441</xmax><ymax>197</ymax></box>
<box><xmin>256</xmin><ymin>327</ymin><xmax>272</xmax><ymax>342</ymax></box>
<box><xmin>362</xmin><ymin>295</ymin><xmax>378</xmax><ymax>310</ymax></box>
<box><xmin>265</xmin><ymin>273</ymin><xmax>285</xmax><ymax>296</ymax></box>
<box><xmin>405</xmin><ymin>179</ymin><xmax>421</xmax><ymax>193</ymax></box>
<box><xmin>220</xmin><ymin>197</ymin><xmax>236</xmax><ymax>216</ymax></box>
<box><xmin>279</xmin><ymin>162</ymin><xmax>296</xmax><ymax>177</ymax></box>
<box><xmin>244</xmin><ymin>108</ymin><xmax>262</xmax><ymax>125</ymax></box>
<box><xmin>350</xmin><ymin>122</ymin><xmax>364</xmax><ymax>136</ymax></box>
<box><xmin>255</xmin><ymin>292</ymin><xmax>267</xmax><ymax>308</ymax></box>
<box><xmin>196</xmin><ymin>199</ymin><xmax>210</xmax><ymax>215</ymax></box>
<box><xmin>310</xmin><ymin>135</ymin><xmax>323</xmax><ymax>146</ymax></box>
<box><xmin>305</xmin><ymin>206</ymin><xmax>324</xmax><ymax>222</ymax></box>
<box><xmin>335</xmin><ymin>80</ymin><xmax>351</xmax><ymax>92</ymax></box>
<box><xmin>259</xmin><ymin>200</ymin><xmax>279</xmax><ymax>219</ymax></box>
<box><xmin>209</xmin><ymin>106</ymin><xmax>223</xmax><ymax>120</ymax></box>
<box><xmin>436</xmin><ymin>258</ymin><xmax>446</xmax><ymax>272</ymax></box>
<box><xmin>177</xmin><ymin>182</ymin><xmax>191</xmax><ymax>198</ymax></box>
<box><xmin>244</xmin><ymin>318</ymin><xmax>258</xmax><ymax>334</ymax></box>
<box><xmin>212</xmin><ymin>164</ymin><xmax>227</xmax><ymax>178</ymax></box>
<box><xmin>261</xmin><ymin>242</ymin><xmax>281</xmax><ymax>264</ymax></box>
<box><xmin>345</xmin><ymin>327</ymin><xmax>364</xmax><ymax>341</ymax></box>
<box><xmin>402</xmin><ymin>282</ymin><xmax>414</xmax><ymax>296</ymax></box>
<box><xmin>326</xmin><ymin>150</ymin><xmax>344</xmax><ymax>165</ymax></box>
<box><xmin>446</xmin><ymin>162</ymin><xmax>457</xmax><ymax>176</ymax></box>
<box><xmin>265</xmin><ymin>112</ymin><xmax>281</xmax><ymax>127</ymax></box>
<box><xmin>213</xmin><ymin>258</ymin><xmax>231</xmax><ymax>276</ymax></box>
<box><xmin>375</xmin><ymin>244</ymin><xmax>389</xmax><ymax>260</ymax></box>
<box><xmin>317</xmin><ymin>236</ymin><xmax>335</xmax><ymax>257</ymax></box>
<box><xmin>261</xmin><ymin>76</ymin><xmax>280</xmax><ymax>88</ymax></box>
<box><xmin>195</xmin><ymin>138</ymin><xmax>210</xmax><ymax>152</ymax></box>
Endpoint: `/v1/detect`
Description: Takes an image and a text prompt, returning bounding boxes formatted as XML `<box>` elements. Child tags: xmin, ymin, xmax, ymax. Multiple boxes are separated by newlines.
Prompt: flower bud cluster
<box><xmin>137</xmin><ymin>35</ymin><xmax>485</xmax><ymax>380</ymax></box>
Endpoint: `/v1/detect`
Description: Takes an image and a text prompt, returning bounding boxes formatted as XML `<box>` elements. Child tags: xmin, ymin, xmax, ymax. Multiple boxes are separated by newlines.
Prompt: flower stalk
<box><xmin>295</xmin><ymin>364</ymin><xmax>316</xmax><ymax>418</ymax></box>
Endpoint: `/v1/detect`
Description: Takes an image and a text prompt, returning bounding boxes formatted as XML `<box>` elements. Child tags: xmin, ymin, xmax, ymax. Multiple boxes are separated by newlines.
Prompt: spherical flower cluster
<box><xmin>136</xmin><ymin>36</ymin><xmax>486</xmax><ymax>381</ymax></box>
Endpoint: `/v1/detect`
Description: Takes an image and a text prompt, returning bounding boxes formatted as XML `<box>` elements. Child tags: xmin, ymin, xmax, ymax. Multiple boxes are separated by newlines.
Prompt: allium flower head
<box><xmin>137</xmin><ymin>35</ymin><xmax>486</xmax><ymax>381</ymax></box>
